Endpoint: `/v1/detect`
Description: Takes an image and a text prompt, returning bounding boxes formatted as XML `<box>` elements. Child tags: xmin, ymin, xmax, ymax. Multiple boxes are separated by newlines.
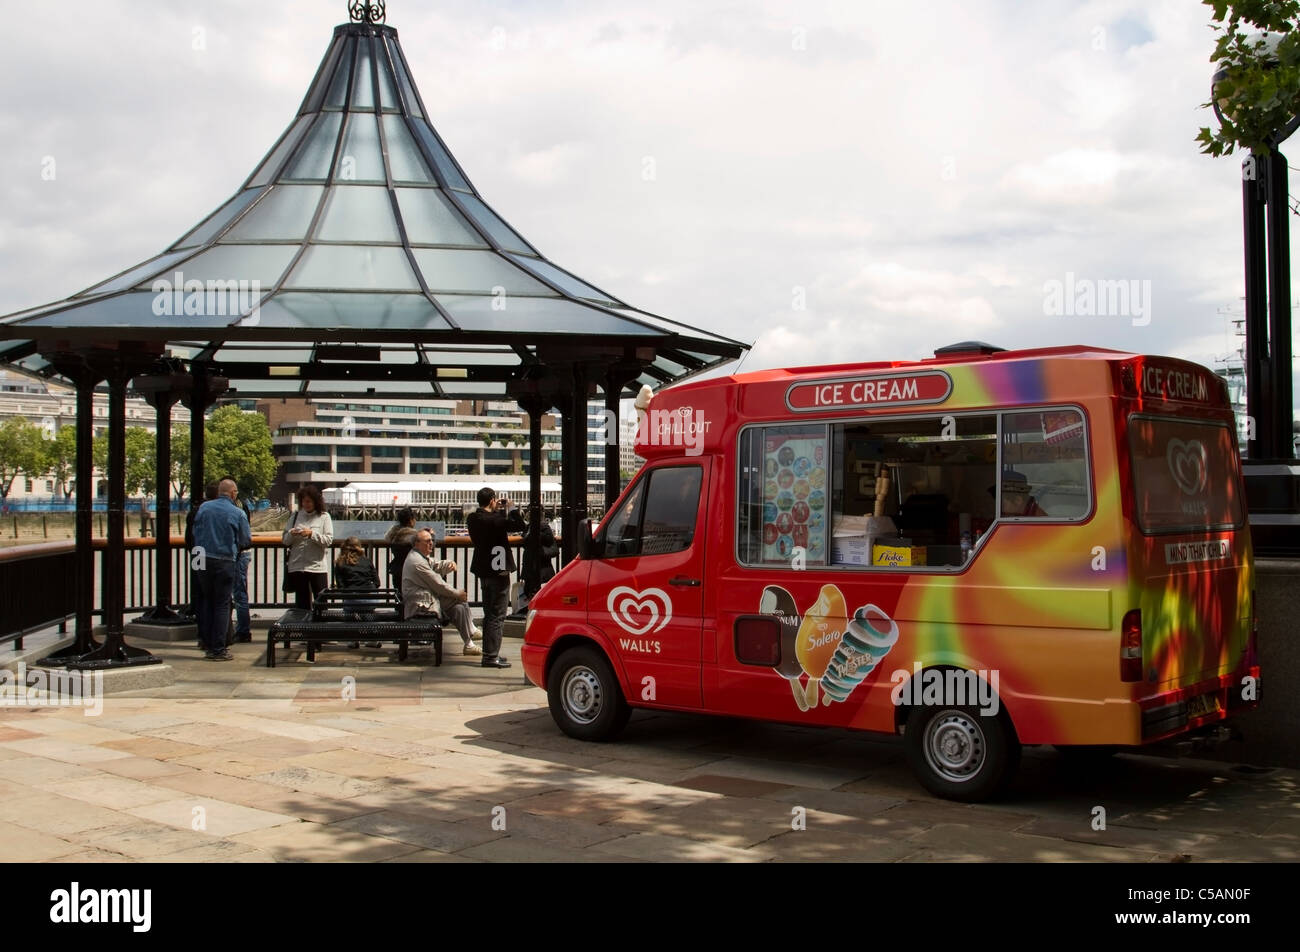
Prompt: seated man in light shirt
<box><xmin>401</xmin><ymin>529</ymin><xmax>481</xmax><ymax>656</ymax></box>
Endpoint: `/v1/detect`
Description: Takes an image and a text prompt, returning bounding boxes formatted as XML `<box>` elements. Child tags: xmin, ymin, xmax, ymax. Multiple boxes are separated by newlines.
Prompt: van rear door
<box><xmin>1127</xmin><ymin>414</ymin><xmax>1251</xmax><ymax>688</ymax></box>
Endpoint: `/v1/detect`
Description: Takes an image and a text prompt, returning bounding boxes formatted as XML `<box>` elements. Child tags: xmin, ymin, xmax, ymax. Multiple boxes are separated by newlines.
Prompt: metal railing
<box><xmin>0</xmin><ymin>534</ymin><xmax>558</xmax><ymax>640</ymax></box>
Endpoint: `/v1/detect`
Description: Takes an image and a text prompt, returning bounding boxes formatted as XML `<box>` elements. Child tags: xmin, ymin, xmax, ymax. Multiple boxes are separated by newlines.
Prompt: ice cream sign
<box><xmin>785</xmin><ymin>371</ymin><xmax>952</xmax><ymax>412</ymax></box>
<box><xmin>1139</xmin><ymin>363</ymin><xmax>1212</xmax><ymax>404</ymax></box>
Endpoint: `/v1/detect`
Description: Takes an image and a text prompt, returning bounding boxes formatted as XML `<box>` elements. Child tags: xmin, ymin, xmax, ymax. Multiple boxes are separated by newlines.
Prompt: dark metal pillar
<box><xmin>1243</xmin><ymin>151</ymin><xmax>1269</xmax><ymax>460</ymax></box>
<box><xmin>44</xmin><ymin>360</ymin><xmax>102</xmax><ymax>659</ymax></box>
<box><xmin>602</xmin><ymin>362</ymin><xmax>646</xmax><ymax>511</ymax></box>
<box><xmin>135</xmin><ymin>371</ymin><xmax>186</xmax><ymax>624</ymax></box>
<box><xmin>564</xmin><ymin>365</ymin><xmax>590</xmax><ymax>562</ymax></box>
<box><xmin>1265</xmin><ymin>149</ymin><xmax>1293</xmax><ymax>460</ymax></box>
<box><xmin>67</xmin><ymin>353</ymin><xmax>160</xmax><ymax>669</ymax></box>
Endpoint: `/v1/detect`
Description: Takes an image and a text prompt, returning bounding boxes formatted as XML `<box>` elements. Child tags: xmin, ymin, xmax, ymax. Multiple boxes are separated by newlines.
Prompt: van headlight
<box><xmin>525</xmin><ymin>610</ymin><xmax>537</xmax><ymax>635</ymax></box>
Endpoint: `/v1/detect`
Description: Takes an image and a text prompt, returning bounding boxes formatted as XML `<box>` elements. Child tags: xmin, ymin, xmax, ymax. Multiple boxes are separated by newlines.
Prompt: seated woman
<box><xmin>334</xmin><ymin>536</ymin><xmax>382</xmax><ymax>647</ymax></box>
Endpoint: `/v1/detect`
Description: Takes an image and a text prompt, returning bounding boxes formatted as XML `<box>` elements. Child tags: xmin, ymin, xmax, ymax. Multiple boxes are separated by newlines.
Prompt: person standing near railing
<box><xmin>232</xmin><ymin>495</ymin><xmax>253</xmax><ymax>643</ymax></box>
<box><xmin>467</xmin><ymin>487</ymin><xmax>524</xmax><ymax>669</ymax></box>
<box><xmin>192</xmin><ymin>478</ymin><xmax>252</xmax><ymax>661</ymax></box>
<box><xmin>283</xmin><ymin>485</ymin><xmax>333</xmax><ymax>610</ymax></box>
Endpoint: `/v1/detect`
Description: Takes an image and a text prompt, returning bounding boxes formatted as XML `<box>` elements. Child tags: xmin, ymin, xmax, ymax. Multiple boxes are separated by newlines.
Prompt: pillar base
<box><xmin>1244</xmin><ymin>459</ymin><xmax>1300</xmax><ymax>558</ymax></box>
<box><xmin>133</xmin><ymin>605</ymin><xmax>188</xmax><ymax>625</ymax></box>
<box><xmin>63</xmin><ymin>641</ymin><xmax>162</xmax><ymax>671</ymax></box>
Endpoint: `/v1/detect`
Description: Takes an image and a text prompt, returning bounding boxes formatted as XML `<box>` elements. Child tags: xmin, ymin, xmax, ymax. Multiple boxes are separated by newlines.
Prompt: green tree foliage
<box><xmin>0</xmin><ymin>417</ymin><xmax>49</xmax><ymax>503</ymax></box>
<box><xmin>204</xmin><ymin>405</ymin><xmax>277</xmax><ymax>504</ymax></box>
<box><xmin>1198</xmin><ymin>1</ymin><xmax>1300</xmax><ymax>155</ymax></box>
<box><xmin>91</xmin><ymin>427</ymin><xmax>157</xmax><ymax>497</ymax></box>
<box><xmin>50</xmin><ymin>424</ymin><xmax>77</xmax><ymax>499</ymax></box>
<box><xmin>170</xmin><ymin>423</ymin><xmax>190</xmax><ymax>501</ymax></box>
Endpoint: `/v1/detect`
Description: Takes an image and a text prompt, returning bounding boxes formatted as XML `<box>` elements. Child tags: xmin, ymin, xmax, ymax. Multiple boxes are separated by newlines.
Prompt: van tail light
<box><xmin>1120</xmin><ymin>609</ymin><xmax>1142</xmax><ymax>682</ymax></box>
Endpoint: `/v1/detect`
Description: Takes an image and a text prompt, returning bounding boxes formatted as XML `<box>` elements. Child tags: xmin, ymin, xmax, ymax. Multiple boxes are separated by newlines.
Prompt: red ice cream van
<box><xmin>521</xmin><ymin>343</ymin><xmax>1260</xmax><ymax>800</ymax></box>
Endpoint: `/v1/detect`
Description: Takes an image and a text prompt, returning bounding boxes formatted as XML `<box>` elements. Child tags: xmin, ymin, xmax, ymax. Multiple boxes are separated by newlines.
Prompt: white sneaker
<box><xmin>472</xmin><ymin>625</ymin><xmax>483</xmax><ymax>639</ymax></box>
<box><xmin>462</xmin><ymin>641</ymin><xmax>482</xmax><ymax>657</ymax></box>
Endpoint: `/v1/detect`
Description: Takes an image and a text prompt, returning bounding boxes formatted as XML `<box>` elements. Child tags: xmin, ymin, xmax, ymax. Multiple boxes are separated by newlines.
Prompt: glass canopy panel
<box><xmin>434</xmin><ymin>295</ymin><xmax>656</xmax><ymax>334</ymax></box>
<box><xmin>24</xmin><ymin>292</ymin><xmax>241</xmax><ymax>329</ymax></box>
<box><xmin>301</xmin><ymin>35</ymin><xmax>344</xmax><ymax>114</ymax></box>
<box><xmin>325</xmin><ymin>40</ymin><xmax>354</xmax><ymax>109</ymax></box>
<box><xmin>412</xmin><ymin>249</ymin><xmax>552</xmax><ymax>295</ymax></box>
<box><xmin>608</xmin><ymin>306</ymin><xmax>738</xmax><ymax>345</ymax></box>
<box><xmin>410</xmin><ymin>120</ymin><xmax>470</xmax><ymax>190</ymax></box>
<box><xmin>381</xmin><ymin>116</ymin><xmax>433</xmax><ymax>184</ymax></box>
<box><xmin>376</xmin><ymin>48</ymin><xmax>400</xmax><ymax>111</ymax></box>
<box><xmin>173</xmin><ymin>189</ymin><xmax>263</xmax><ymax>249</ymax></box>
<box><xmin>377</xmin><ymin>347</ymin><xmax>419</xmax><ymax>363</ymax></box>
<box><xmin>228</xmin><ymin>378</ymin><xmax>304</xmax><ymax>395</ymax></box>
<box><xmin>505</xmin><ymin>254</ymin><xmax>622</xmax><ymax>305</ymax></box>
<box><xmin>223</xmin><ymin>185</ymin><xmax>323</xmax><ymax>241</ymax></box>
<box><xmin>452</xmin><ymin>194</ymin><xmax>536</xmax><ymax>254</ymax></box>
<box><xmin>284</xmin><ymin>246</ymin><xmax>419</xmax><ymax>290</ymax></box>
<box><xmin>284</xmin><ymin>113</ymin><xmax>343</xmax><ymax>181</ymax></box>
<box><xmin>249</xmin><ymin>115</ymin><xmax>313</xmax><ymax>188</ymax></box>
<box><xmin>351</xmin><ymin>37</ymin><xmax>375</xmax><ymax>110</ymax></box>
<box><xmin>80</xmin><ymin>248</ymin><xmax>196</xmax><ymax>297</ymax></box>
<box><xmin>306</xmin><ymin>378</ymin><xmax>435</xmax><ymax>395</ymax></box>
<box><xmin>335</xmin><ymin>113</ymin><xmax>385</xmax><ymax>183</ymax></box>
<box><xmin>394</xmin><ymin>188</ymin><xmax>483</xmax><ymax>247</ymax></box>
<box><xmin>314</xmin><ymin>186</ymin><xmax>400</xmax><ymax>243</ymax></box>
<box><xmin>254</xmin><ymin>292</ymin><xmax>452</xmax><ymax>330</ymax></box>
<box><xmin>143</xmin><ymin>244</ymin><xmax>299</xmax><ymax>290</ymax></box>
<box><xmin>212</xmin><ymin>347</ymin><xmax>314</xmax><ymax>363</ymax></box>
<box><xmin>387</xmin><ymin>39</ymin><xmax>423</xmax><ymax>118</ymax></box>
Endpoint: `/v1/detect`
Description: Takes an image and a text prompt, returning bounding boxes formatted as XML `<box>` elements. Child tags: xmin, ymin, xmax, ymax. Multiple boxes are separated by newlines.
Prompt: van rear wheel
<box><xmin>547</xmin><ymin>645</ymin><xmax>631</xmax><ymax>742</ymax></box>
<box><xmin>904</xmin><ymin>704</ymin><xmax>1020</xmax><ymax>802</ymax></box>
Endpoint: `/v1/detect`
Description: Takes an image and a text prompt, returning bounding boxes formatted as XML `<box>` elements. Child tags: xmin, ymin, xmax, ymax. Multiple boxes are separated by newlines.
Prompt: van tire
<box><xmin>547</xmin><ymin>645</ymin><xmax>631</xmax><ymax>742</ymax></box>
<box><xmin>904</xmin><ymin>704</ymin><xmax>1020</xmax><ymax>802</ymax></box>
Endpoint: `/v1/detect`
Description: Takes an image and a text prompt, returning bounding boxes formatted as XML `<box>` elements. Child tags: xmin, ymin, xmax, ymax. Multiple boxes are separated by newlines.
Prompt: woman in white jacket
<box><xmin>283</xmin><ymin>484</ymin><xmax>334</xmax><ymax>609</ymax></box>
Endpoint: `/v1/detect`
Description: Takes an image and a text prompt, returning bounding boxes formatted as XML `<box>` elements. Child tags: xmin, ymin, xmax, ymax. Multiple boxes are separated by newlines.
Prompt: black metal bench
<box><xmin>266</xmin><ymin>588</ymin><xmax>442</xmax><ymax>667</ymax></box>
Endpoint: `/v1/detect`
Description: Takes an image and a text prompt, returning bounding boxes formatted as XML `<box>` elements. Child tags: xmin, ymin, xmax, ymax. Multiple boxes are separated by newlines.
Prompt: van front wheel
<box><xmin>904</xmin><ymin>705</ymin><xmax>1020</xmax><ymax>802</ymax></box>
<box><xmin>547</xmin><ymin>646</ymin><xmax>631</xmax><ymax>742</ymax></box>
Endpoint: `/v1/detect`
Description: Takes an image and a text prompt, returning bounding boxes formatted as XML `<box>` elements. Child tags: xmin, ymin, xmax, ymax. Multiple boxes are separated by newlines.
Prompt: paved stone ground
<box><xmin>1</xmin><ymin>634</ymin><xmax>1296</xmax><ymax>862</ymax></box>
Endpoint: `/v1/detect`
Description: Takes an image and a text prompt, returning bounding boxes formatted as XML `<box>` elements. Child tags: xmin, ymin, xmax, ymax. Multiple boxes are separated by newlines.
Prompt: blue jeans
<box><xmin>195</xmin><ymin>559</ymin><xmax>238</xmax><ymax>654</ymax></box>
<box><xmin>233</xmin><ymin>551</ymin><xmax>251</xmax><ymax>637</ymax></box>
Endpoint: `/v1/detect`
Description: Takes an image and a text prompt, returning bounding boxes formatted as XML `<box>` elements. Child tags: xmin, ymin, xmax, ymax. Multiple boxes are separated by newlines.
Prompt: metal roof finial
<box><xmin>348</xmin><ymin>1</ymin><xmax>386</xmax><ymax>24</ymax></box>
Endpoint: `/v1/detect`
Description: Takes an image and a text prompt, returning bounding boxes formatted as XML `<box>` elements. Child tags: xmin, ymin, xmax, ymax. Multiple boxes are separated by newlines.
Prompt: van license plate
<box><xmin>1187</xmin><ymin>694</ymin><xmax>1222</xmax><ymax>718</ymax></box>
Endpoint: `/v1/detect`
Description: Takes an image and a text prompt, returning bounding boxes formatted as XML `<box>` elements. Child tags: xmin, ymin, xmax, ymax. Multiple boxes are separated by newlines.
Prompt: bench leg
<box><xmin>266</xmin><ymin>634</ymin><xmax>275</xmax><ymax>668</ymax></box>
<box><xmin>435</xmin><ymin>632</ymin><xmax>442</xmax><ymax>667</ymax></box>
<box><xmin>307</xmin><ymin>642</ymin><xmax>316</xmax><ymax>663</ymax></box>
<box><xmin>399</xmin><ymin>641</ymin><xmax>408</xmax><ymax>662</ymax></box>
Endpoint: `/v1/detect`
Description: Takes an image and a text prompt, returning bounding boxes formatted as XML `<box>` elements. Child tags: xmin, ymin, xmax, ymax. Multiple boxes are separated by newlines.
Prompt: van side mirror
<box><xmin>577</xmin><ymin>519</ymin><xmax>603</xmax><ymax>559</ymax></box>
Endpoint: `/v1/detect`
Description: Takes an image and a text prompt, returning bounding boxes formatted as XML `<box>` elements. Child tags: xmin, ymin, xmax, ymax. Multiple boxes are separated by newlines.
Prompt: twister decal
<box><xmin>760</xmin><ymin>583</ymin><xmax>899</xmax><ymax>711</ymax></box>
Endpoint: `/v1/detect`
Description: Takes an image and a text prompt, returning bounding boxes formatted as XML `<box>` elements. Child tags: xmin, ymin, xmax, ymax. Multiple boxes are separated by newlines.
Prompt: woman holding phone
<box><xmin>283</xmin><ymin>484</ymin><xmax>334</xmax><ymax>609</ymax></box>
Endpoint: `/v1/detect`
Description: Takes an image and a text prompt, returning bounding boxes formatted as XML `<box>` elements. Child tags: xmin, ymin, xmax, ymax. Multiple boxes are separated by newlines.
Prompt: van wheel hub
<box><xmin>561</xmin><ymin>666</ymin><xmax>603</xmax><ymax>724</ymax></box>
<box><xmin>924</xmin><ymin>711</ymin><xmax>986</xmax><ymax>782</ymax></box>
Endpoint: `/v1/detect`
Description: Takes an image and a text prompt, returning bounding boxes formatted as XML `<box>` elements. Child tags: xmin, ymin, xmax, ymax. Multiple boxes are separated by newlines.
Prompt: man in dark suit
<box><xmin>466</xmin><ymin>487</ymin><xmax>524</xmax><ymax>669</ymax></box>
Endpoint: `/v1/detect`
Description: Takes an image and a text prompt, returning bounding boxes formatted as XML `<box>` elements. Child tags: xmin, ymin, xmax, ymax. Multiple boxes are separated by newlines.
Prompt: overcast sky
<box><xmin>0</xmin><ymin>0</ymin><xmax>1295</xmax><ymax>409</ymax></box>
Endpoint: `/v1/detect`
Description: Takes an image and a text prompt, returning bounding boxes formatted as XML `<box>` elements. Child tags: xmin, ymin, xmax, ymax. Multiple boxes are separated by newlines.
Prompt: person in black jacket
<box><xmin>516</xmin><ymin>515</ymin><xmax>558</xmax><ymax>617</ymax></box>
<box><xmin>335</xmin><ymin>537</ymin><xmax>379</xmax><ymax>590</ymax></box>
<box><xmin>334</xmin><ymin>536</ymin><xmax>381</xmax><ymax>646</ymax></box>
<box><xmin>466</xmin><ymin>487</ymin><xmax>524</xmax><ymax>669</ymax></box>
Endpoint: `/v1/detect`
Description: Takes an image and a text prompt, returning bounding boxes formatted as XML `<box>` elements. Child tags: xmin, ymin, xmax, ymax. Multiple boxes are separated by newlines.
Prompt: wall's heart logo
<box><xmin>1166</xmin><ymin>439</ymin><xmax>1208</xmax><ymax>495</ymax></box>
<box><xmin>607</xmin><ymin>587</ymin><xmax>673</xmax><ymax>636</ymax></box>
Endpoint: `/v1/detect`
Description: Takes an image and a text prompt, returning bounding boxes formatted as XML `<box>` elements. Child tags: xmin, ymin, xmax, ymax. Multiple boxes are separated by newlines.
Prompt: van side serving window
<box><xmin>1000</xmin><ymin>410</ymin><xmax>1089</xmax><ymax>521</ymax></box>
<box><xmin>737</xmin><ymin>406</ymin><xmax>1091</xmax><ymax>571</ymax></box>
<box><xmin>603</xmin><ymin>465</ymin><xmax>703</xmax><ymax>558</ymax></box>
<box><xmin>1128</xmin><ymin>415</ymin><xmax>1244</xmax><ymax>533</ymax></box>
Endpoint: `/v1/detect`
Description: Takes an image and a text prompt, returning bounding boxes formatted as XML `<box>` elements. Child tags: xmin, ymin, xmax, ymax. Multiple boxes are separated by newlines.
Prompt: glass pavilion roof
<box><xmin>0</xmin><ymin>15</ymin><xmax>746</xmax><ymax>399</ymax></box>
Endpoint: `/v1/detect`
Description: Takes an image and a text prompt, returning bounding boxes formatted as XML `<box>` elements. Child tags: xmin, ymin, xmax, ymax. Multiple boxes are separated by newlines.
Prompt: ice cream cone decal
<box><xmin>791</xmin><ymin>583</ymin><xmax>848</xmax><ymax>712</ymax></box>
<box><xmin>819</xmin><ymin>603</ymin><xmax>900</xmax><ymax>706</ymax></box>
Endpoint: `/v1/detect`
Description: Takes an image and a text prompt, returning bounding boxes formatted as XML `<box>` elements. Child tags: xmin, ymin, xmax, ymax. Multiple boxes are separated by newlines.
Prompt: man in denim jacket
<box><xmin>191</xmin><ymin>478</ymin><xmax>253</xmax><ymax>661</ymax></box>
